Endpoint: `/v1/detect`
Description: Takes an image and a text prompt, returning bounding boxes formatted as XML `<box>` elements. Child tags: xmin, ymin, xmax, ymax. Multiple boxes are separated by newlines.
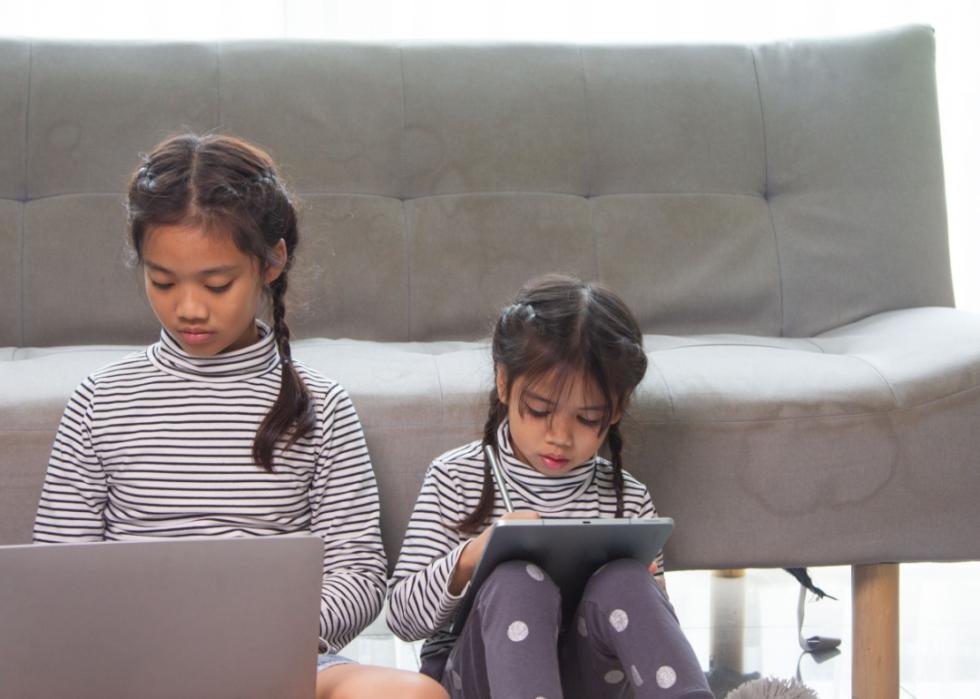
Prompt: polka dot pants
<box><xmin>441</xmin><ymin>559</ymin><xmax>714</xmax><ymax>698</ymax></box>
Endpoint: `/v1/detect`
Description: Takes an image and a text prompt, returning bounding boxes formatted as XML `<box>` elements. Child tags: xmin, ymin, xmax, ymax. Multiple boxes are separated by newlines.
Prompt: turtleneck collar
<box><xmin>147</xmin><ymin>320</ymin><xmax>281</xmax><ymax>382</ymax></box>
<box><xmin>494</xmin><ymin>418</ymin><xmax>596</xmax><ymax>512</ymax></box>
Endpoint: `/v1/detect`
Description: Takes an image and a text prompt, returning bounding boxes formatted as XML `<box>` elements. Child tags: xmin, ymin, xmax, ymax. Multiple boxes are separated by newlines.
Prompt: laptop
<box><xmin>451</xmin><ymin>517</ymin><xmax>674</xmax><ymax>634</ymax></box>
<box><xmin>0</xmin><ymin>535</ymin><xmax>323</xmax><ymax>699</ymax></box>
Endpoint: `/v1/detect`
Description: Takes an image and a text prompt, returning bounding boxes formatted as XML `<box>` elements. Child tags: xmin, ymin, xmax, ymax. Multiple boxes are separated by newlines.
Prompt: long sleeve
<box><xmin>386</xmin><ymin>459</ymin><xmax>473</xmax><ymax>642</ymax></box>
<box><xmin>311</xmin><ymin>385</ymin><xmax>388</xmax><ymax>653</ymax></box>
<box><xmin>33</xmin><ymin>378</ymin><xmax>107</xmax><ymax>542</ymax></box>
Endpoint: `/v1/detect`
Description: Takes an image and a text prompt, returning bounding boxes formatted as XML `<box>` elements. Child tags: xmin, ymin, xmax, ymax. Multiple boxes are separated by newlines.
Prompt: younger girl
<box><xmin>388</xmin><ymin>275</ymin><xmax>713</xmax><ymax>698</ymax></box>
<box><xmin>33</xmin><ymin>134</ymin><xmax>446</xmax><ymax>699</ymax></box>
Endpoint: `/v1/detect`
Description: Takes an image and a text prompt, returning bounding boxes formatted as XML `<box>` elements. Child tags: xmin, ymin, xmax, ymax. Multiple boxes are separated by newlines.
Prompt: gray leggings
<box><xmin>442</xmin><ymin>559</ymin><xmax>714</xmax><ymax>699</ymax></box>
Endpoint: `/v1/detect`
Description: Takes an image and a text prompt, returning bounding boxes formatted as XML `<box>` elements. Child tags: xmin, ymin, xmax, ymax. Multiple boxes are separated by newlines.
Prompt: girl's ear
<box><xmin>264</xmin><ymin>238</ymin><xmax>288</xmax><ymax>284</ymax></box>
<box><xmin>495</xmin><ymin>366</ymin><xmax>509</xmax><ymax>405</ymax></box>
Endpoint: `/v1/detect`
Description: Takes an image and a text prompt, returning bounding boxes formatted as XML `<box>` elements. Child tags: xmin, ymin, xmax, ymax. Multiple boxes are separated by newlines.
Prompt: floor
<box><xmin>343</xmin><ymin>562</ymin><xmax>980</xmax><ymax>698</ymax></box>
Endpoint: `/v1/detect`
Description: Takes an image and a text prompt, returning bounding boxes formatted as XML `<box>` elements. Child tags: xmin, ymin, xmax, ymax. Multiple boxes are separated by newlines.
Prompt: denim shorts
<box><xmin>317</xmin><ymin>653</ymin><xmax>356</xmax><ymax>672</ymax></box>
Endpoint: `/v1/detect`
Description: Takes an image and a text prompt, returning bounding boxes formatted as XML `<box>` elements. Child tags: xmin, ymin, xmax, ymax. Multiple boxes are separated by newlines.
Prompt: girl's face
<box><xmin>497</xmin><ymin>369</ymin><xmax>619</xmax><ymax>477</ymax></box>
<box><xmin>141</xmin><ymin>223</ymin><xmax>285</xmax><ymax>357</ymax></box>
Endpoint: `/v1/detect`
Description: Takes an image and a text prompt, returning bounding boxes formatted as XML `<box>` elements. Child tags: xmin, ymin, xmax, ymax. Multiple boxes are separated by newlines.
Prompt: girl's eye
<box><xmin>206</xmin><ymin>282</ymin><xmax>232</xmax><ymax>293</ymax></box>
<box><xmin>150</xmin><ymin>280</ymin><xmax>174</xmax><ymax>290</ymax></box>
<box><xmin>524</xmin><ymin>404</ymin><xmax>550</xmax><ymax>419</ymax></box>
<box><xmin>578</xmin><ymin>416</ymin><xmax>602</xmax><ymax>428</ymax></box>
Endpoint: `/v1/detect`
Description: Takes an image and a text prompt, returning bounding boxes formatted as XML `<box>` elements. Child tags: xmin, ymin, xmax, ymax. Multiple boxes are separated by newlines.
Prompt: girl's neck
<box><xmin>494</xmin><ymin>419</ymin><xmax>596</xmax><ymax>511</ymax></box>
<box><xmin>149</xmin><ymin>320</ymin><xmax>280</xmax><ymax>382</ymax></box>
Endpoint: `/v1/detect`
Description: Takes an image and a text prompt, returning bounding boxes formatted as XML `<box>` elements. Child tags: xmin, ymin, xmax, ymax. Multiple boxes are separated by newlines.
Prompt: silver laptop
<box><xmin>0</xmin><ymin>535</ymin><xmax>323</xmax><ymax>699</ymax></box>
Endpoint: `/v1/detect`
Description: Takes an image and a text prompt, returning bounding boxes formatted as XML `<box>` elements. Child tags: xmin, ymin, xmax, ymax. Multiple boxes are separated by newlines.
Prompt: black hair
<box><xmin>126</xmin><ymin>133</ymin><xmax>314</xmax><ymax>472</ymax></box>
<box><xmin>458</xmin><ymin>274</ymin><xmax>648</xmax><ymax>533</ymax></box>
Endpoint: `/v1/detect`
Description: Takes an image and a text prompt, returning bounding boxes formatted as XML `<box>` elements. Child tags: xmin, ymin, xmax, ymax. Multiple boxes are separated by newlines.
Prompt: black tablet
<box><xmin>451</xmin><ymin>517</ymin><xmax>673</xmax><ymax>634</ymax></box>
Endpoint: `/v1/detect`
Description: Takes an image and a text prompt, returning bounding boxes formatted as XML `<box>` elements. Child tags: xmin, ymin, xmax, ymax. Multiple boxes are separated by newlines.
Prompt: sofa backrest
<box><xmin>0</xmin><ymin>26</ymin><xmax>952</xmax><ymax>347</ymax></box>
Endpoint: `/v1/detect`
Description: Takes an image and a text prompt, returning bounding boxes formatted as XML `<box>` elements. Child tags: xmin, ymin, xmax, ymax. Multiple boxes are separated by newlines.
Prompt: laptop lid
<box><xmin>0</xmin><ymin>535</ymin><xmax>323</xmax><ymax>699</ymax></box>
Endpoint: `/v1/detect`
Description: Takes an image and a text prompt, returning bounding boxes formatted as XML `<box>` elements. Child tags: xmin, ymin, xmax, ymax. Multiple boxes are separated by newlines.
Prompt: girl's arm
<box><xmin>386</xmin><ymin>459</ymin><xmax>473</xmax><ymax>642</ymax></box>
<box><xmin>310</xmin><ymin>386</ymin><xmax>388</xmax><ymax>653</ymax></box>
<box><xmin>33</xmin><ymin>378</ymin><xmax>107</xmax><ymax>542</ymax></box>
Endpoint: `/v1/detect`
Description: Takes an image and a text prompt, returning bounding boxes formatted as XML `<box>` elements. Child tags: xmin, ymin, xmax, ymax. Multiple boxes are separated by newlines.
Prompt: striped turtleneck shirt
<box><xmin>33</xmin><ymin>323</ymin><xmax>387</xmax><ymax>653</ymax></box>
<box><xmin>387</xmin><ymin>419</ymin><xmax>662</xmax><ymax>663</ymax></box>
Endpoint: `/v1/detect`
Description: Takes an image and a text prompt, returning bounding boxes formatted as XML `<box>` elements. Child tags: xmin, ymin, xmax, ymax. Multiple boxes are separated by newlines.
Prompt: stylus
<box><xmin>484</xmin><ymin>445</ymin><xmax>514</xmax><ymax>512</ymax></box>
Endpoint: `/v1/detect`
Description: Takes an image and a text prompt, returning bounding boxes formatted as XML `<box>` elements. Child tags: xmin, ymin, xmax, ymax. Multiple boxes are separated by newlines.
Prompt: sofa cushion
<box><xmin>4</xmin><ymin>306</ymin><xmax>978</xmax><ymax>568</ymax></box>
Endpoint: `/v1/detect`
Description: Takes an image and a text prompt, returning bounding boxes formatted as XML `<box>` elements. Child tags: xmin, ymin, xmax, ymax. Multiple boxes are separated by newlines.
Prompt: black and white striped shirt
<box><xmin>34</xmin><ymin>323</ymin><xmax>387</xmax><ymax>653</ymax></box>
<box><xmin>387</xmin><ymin>420</ymin><xmax>661</xmax><ymax>663</ymax></box>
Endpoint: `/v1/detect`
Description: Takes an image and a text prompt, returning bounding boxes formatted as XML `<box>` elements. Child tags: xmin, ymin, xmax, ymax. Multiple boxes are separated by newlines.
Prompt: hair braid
<box><xmin>457</xmin><ymin>388</ymin><xmax>508</xmax><ymax>534</ymax></box>
<box><xmin>253</xmin><ymin>276</ymin><xmax>315</xmax><ymax>472</ymax></box>
<box><xmin>607</xmin><ymin>422</ymin><xmax>626</xmax><ymax>517</ymax></box>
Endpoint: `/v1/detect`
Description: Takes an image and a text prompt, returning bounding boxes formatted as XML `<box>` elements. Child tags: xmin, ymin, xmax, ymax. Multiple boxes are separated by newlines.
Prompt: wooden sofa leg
<box><xmin>852</xmin><ymin>563</ymin><xmax>899</xmax><ymax>699</ymax></box>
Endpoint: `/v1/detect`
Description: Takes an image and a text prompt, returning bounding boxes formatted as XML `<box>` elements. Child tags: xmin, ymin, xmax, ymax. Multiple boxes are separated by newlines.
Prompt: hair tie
<box><xmin>504</xmin><ymin>302</ymin><xmax>535</xmax><ymax>322</ymax></box>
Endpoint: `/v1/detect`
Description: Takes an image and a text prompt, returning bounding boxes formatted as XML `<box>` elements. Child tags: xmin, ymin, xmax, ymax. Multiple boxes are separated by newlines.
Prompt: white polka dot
<box><xmin>526</xmin><ymin>563</ymin><xmax>544</xmax><ymax>581</ymax></box>
<box><xmin>451</xmin><ymin>670</ymin><xmax>462</xmax><ymax>690</ymax></box>
<box><xmin>577</xmin><ymin>616</ymin><xmax>588</xmax><ymax>637</ymax></box>
<box><xmin>507</xmin><ymin>620</ymin><xmax>529</xmax><ymax>642</ymax></box>
<box><xmin>631</xmin><ymin>665</ymin><xmax>644</xmax><ymax>687</ymax></box>
<box><xmin>609</xmin><ymin>609</ymin><xmax>629</xmax><ymax>632</ymax></box>
<box><xmin>656</xmin><ymin>665</ymin><xmax>677</xmax><ymax>689</ymax></box>
<box><xmin>604</xmin><ymin>669</ymin><xmax>625</xmax><ymax>684</ymax></box>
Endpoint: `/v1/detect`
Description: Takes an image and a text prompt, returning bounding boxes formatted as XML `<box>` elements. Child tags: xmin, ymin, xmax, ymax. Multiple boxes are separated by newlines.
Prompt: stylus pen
<box><xmin>484</xmin><ymin>445</ymin><xmax>514</xmax><ymax>513</ymax></box>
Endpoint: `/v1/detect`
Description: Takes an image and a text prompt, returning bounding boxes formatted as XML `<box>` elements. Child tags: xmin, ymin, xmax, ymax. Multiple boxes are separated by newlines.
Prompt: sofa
<box><xmin>2</xmin><ymin>26</ymin><xmax>978</xmax><ymax>697</ymax></box>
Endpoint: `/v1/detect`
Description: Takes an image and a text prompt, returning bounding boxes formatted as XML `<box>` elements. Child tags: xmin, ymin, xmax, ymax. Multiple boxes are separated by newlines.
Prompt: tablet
<box><xmin>451</xmin><ymin>517</ymin><xmax>673</xmax><ymax>634</ymax></box>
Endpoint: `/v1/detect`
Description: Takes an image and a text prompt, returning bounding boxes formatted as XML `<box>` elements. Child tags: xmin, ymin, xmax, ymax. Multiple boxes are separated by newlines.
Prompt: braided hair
<box><xmin>127</xmin><ymin>133</ymin><xmax>314</xmax><ymax>472</ymax></box>
<box><xmin>458</xmin><ymin>275</ymin><xmax>648</xmax><ymax>533</ymax></box>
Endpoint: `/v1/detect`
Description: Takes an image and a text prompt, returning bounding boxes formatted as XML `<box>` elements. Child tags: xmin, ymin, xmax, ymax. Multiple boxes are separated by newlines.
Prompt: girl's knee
<box><xmin>584</xmin><ymin>557</ymin><xmax>661</xmax><ymax>601</ymax></box>
<box><xmin>476</xmin><ymin>559</ymin><xmax>560</xmax><ymax>612</ymax></box>
<box><xmin>482</xmin><ymin>560</ymin><xmax>558</xmax><ymax>594</ymax></box>
<box><xmin>399</xmin><ymin>672</ymin><xmax>450</xmax><ymax>699</ymax></box>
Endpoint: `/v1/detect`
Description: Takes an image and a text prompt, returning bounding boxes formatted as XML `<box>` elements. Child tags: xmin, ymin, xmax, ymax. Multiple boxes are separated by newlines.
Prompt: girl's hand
<box><xmin>649</xmin><ymin>560</ymin><xmax>669</xmax><ymax>596</ymax></box>
<box><xmin>449</xmin><ymin>510</ymin><xmax>539</xmax><ymax>595</ymax></box>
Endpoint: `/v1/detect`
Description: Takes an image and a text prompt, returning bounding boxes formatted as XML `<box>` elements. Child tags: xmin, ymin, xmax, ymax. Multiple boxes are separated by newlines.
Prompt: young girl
<box><xmin>388</xmin><ymin>275</ymin><xmax>714</xmax><ymax>698</ymax></box>
<box><xmin>33</xmin><ymin>134</ymin><xmax>447</xmax><ymax>699</ymax></box>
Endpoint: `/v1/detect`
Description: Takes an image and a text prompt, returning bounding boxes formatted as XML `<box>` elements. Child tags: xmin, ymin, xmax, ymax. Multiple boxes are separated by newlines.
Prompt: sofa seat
<box><xmin>5</xmin><ymin>305</ymin><xmax>978</xmax><ymax>571</ymax></box>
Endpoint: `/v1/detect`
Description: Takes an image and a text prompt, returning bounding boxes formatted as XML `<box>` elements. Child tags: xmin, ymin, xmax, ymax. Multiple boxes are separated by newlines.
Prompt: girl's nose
<box><xmin>546</xmin><ymin>416</ymin><xmax>573</xmax><ymax>447</ymax></box>
<box><xmin>176</xmin><ymin>289</ymin><xmax>208</xmax><ymax>322</ymax></box>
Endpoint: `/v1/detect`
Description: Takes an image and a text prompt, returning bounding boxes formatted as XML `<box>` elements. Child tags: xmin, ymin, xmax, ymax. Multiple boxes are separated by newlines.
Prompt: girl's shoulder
<box><xmin>290</xmin><ymin>360</ymin><xmax>343</xmax><ymax>397</ymax></box>
<box><xmin>84</xmin><ymin>348</ymin><xmax>161</xmax><ymax>387</ymax></box>
<box><xmin>429</xmin><ymin>439</ymin><xmax>485</xmax><ymax>478</ymax></box>
<box><xmin>594</xmin><ymin>457</ymin><xmax>651</xmax><ymax>496</ymax></box>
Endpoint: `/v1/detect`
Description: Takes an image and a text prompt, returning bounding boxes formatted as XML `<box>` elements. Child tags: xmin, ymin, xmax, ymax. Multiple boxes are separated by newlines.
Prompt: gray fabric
<box><xmin>755</xmin><ymin>29</ymin><xmax>953</xmax><ymax>335</ymax></box>
<box><xmin>0</xmin><ymin>41</ymin><xmax>28</xmax><ymax>200</ymax></box>
<box><xmin>594</xmin><ymin>194</ymin><xmax>781</xmax><ymax>336</ymax></box>
<box><xmin>401</xmin><ymin>45</ymin><xmax>591</xmax><ymax>197</ymax></box>
<box><xmin>407</xmin><ymin>194</ymin><xmax>597</xmax><ymax>340</ymax></box>
<box><xmin>27</xmin><ymin>42</ymin><xmax>218</xmax><ymax>198</ymax></box>
<box><xmin>218</xmin><ymin>43</ymin><xmax>404</xmax><ymax>196</ymax></box>
<box><xmin>22</xmin><ymin>195</ymin><xmax>159</xmax><ymax>346</ymax></box>
<box><xmin>290</xmin><ymin>195</ymin><xmax>409</xmax><ymax>340</ymax></box>
<box><xmin>1</xmin><ymin>27</ymin><xmax>953</xmax><ymax>343</ymax></box>
<box><xmin>582</xmin><ymin>45</ymin><xmax>765</xmax><ymax>197</ymax></box>
<box><xmin>1</xmin><ymin>27</ymin><xmax>977</xmax><ymax>575</ymax></box>
<box><xmin>0</xmin><ymin>201</ymin><xmax>21</xmax><ymax>347</ymax></box>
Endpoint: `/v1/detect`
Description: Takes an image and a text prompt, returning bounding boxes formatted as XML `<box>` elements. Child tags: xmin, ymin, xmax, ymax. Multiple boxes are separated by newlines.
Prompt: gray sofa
<box><xmin>2</xmin><ymin>26</ymin><xmax>978</xmax><ymax>696</ymax></box>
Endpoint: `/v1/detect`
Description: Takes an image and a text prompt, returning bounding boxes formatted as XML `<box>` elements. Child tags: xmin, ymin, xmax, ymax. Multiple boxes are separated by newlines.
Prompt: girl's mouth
<box><xmin>540</xmin><ymin>454</ymin><xmax>570</xmax><ymax>470</ymax></box>
<box><xmin>179</xmin><ymin>329</ymin><xmax>214</xmax><ymax>345</ymax></box>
